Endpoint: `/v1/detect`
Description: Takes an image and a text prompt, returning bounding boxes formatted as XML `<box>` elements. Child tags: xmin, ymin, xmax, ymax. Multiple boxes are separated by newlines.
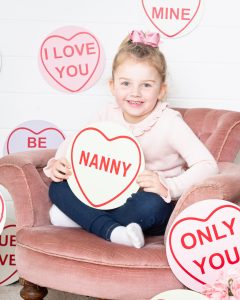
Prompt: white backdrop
<box><xmin>0</xmin><ymin>1</ymin><xmax>240</xmax><ymax>206</ymax></box>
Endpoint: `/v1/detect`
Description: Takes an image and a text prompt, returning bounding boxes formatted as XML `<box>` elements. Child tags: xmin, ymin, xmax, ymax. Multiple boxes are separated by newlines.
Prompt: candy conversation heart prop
<box><xmin>0</xmin><ymin>192</ymin><xmax>6</xmax><ymax>235</ymax></box>
<box><xmin>0</xmin><ymin>219</ymin><xmax>18</xmax><ymax>286</ymax></box>
<box><xmin>142</xmin><ymin>0</ymin><xmax>204</xmax><ymax>38</ymax></box>
<box><xmin>151</xmin><ymin>289</ymin><xmax>209</xmax><ymax>300</ymax></box>
<box><xmin>166</xmin><ymin>199</ymin><xmax>240</xmax><ymax>292</ymax></box>
<box><xmin>39</xmin><ymin>26</ymin><xmax>105</xmax><ymax>93</ymax></box>
<box><xmin>67</xmin><ymin>122</ymin><xmax>145</xmax><ymax>210</ymax></box>
<box><xmin>4</xmin><ymin>120</ymin><xmax>65</xmax><ymax>155</ymax></box>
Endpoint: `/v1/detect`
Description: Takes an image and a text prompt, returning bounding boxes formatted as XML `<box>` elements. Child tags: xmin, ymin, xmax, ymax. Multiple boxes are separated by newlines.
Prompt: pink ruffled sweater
<box><xmin>44</xmin><ymin>101</ymin><xmax>218</xmax><ymax>201</ymax></box>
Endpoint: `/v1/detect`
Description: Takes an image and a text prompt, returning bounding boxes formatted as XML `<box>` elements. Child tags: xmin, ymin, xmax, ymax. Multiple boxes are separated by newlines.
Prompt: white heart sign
<box><xmin>166</xmin><ymin>200</ymin><xmax>240</xmax><ymax>292</ymax></box>
<box><xmin>151</xmin><ymin>289</ymin><xmax>209</xmax><ymax>300</ymax></box>
<box><xmin>67</xmin><ymin>122</ymin><xmax>145</xmax><ymax>210</ymax></box>
<box><xmin>0</xmin><ymin>220</ymin><xmax>18</xmax><ymax>286</ymax></box>
<box><xmin>142</xmin><ymin>0</ymin><xmax>203</xmax><ymax>38</ymax></box>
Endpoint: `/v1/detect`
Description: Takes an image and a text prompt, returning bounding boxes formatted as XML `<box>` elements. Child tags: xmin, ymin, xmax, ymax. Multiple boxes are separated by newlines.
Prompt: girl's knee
<box><xmin>49</xmin><ymin>181</ymin><xmax>71</xmax><ymax>202</ymax></box>
<box><xmin>141</xmin><ymin>191</ymin><xmax>162</xmax><ymax>206</ymax></box>
<box><xmin>140</xmin><ymin>192</ymin><xmax>174</xmax><ymax>220</ymax></box>
<box><xmin>131</xmin><ymin>191</ymin><xmax>163</xmax><ymax>215</ymax></box>
<box><xmin>49</xmin><ymin>180</ymin><xmax>67</xmax><ymax>191</ymax></box>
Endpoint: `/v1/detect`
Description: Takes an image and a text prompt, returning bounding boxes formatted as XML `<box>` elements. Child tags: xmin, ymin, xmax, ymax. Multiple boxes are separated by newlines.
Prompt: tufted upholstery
<box><xmin>0</xmin><ymin>107</ymin><xmax>240</xmax><ymax>300</ymax></box>
<box><xmin>175</xmin><ymin>107</ymin><xmax>240</xmax><ymax>162</ymax></box>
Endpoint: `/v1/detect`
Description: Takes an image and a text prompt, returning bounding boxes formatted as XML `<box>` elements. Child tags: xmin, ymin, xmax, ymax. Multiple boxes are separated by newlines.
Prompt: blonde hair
<box><xmin>112</xmin><ymin>32</ymin><xmax>167</xmax><ymax>83</ymax></box>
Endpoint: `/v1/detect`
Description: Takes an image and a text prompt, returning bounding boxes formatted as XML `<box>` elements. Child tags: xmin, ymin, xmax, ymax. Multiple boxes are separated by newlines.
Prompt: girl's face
<box><xmin>109</xmin><ymin>59</ymin><xmax>166</xmax><ymax>123</ymax></box>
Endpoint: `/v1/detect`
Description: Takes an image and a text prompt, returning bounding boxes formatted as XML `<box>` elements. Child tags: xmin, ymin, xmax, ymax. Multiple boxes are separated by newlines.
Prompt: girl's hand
<box><xmin>51</xmin><ymin>158</ymin><xmax>72</xmax><ymax>182</ymax></box>
<box><xmin>137</xmin><ymin>170</ymin><xmax>168</xmax><ymax>198</ymax></box>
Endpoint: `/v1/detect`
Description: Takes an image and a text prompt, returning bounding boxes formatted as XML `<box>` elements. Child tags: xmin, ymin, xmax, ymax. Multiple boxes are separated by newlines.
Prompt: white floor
<box><xmin>0</xmin><ymin>281</ymin><xmax>98</xmax><ymax>300</ymax></box>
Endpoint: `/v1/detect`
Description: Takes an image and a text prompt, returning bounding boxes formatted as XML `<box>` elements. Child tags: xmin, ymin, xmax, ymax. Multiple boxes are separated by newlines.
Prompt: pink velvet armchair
<box><xmin>0</xmin><ymin>107</ymin><xmax>240</xmax><ymax>300</ymax></box>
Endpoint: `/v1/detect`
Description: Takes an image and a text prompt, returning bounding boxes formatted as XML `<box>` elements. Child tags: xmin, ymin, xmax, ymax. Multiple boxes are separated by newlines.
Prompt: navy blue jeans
<box><xmin>49</xmin><ymin>181</ymin><xmax>174</xmax><ymax>241</ymax></box>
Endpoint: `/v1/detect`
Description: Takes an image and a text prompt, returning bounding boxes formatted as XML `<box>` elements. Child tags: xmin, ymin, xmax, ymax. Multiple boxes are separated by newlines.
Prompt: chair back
<box><xmin>175</xmin><ymin>107</ymin><xmax>240</xmax><ymax>162</ymax></box>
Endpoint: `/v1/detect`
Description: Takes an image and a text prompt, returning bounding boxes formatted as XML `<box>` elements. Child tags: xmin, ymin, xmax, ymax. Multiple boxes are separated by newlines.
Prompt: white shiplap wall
<box><xmin>0</xmin><ymin>0</ymin><xmax>240</xmax><ymax>202</ymax></box>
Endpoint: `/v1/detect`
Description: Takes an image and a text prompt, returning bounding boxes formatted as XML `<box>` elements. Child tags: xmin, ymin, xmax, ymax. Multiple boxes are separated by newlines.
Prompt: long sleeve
<box><xmin>42</xmin><ymin>109</ymin><xmax>103</xmax><ymax>181</ymax></box>
<box><xmin>43</xmin><ymin>136</ymin><xmax>72</xmax><ymax>181</ymax></box>
<box><xmin>164</xmin><ymin>115</ymin><xmax>219</xmax><ymax>199</ymax></box>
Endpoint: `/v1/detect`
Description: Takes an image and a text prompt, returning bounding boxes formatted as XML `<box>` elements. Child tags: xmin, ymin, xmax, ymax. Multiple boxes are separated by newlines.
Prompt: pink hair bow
<box><xmin>129</xmin><ymin>30</ymin><xmax>160</xmax><ymax>47</ymax></box>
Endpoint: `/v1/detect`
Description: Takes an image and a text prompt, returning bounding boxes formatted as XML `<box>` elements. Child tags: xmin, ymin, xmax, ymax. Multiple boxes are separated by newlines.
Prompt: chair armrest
<box><xmin>165</xmin><ymin>162</ymin><xmax>240</xmax><ymax>239</ymax></box>
<box><xmin>0</xmin><ymin>149</ymin><xmax>56</xmax><ymax>230</ymax></box>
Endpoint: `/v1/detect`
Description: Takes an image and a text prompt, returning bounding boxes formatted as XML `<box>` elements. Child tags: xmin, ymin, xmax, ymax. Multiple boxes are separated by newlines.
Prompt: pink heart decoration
<box><xmin>40</xmin><ymin>31</ymin><xmax>100</xmax><ymax>92</ymax></box>
<box><xmin>69</xmin><ymin>126</ymin><xmax>143</xmax><ymax>209</ymax></box>
<box><xmin>142</xmin><ymin>0</ymin><xmax>202</xmax><ymax>38</ymax></box>
<box><xmin>167</xmin><ymin>203</ymin><xmax>240</xmax><ymax>292</ymax></box>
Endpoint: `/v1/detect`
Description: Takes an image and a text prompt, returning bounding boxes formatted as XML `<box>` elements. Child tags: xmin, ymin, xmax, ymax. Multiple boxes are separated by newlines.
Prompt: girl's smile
<box><xmin>110</xmin><ymin>59</ymin><xmax>166</xmax><ymax>123</ymax></box>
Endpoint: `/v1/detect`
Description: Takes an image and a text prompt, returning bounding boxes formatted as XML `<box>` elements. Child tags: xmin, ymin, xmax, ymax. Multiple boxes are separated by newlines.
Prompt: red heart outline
<box><xmin>6</xmin><ymin>127</ymin><xmax>65</xmax><ymax>154</ymax></box>
<box><xmin>168</xmin><ymin>204</ymin><xmax>240</xmax><ymax>285</ymax></box>
<box><xmin>141</xmin><ymin>0</ymin><xmax>202</xmax><ymax>38</ymax></box>
<box><xmin>40</xmin><ymin>32</ymin><xmax>100</xmax><ymax>92</ymax></box>
<box><xmin>0</xmin><ymin>224</ymin><xmax>18</xmax><ymax>286</ymax></box>
<box><xmin>71</xmin><ymin>127</ymin><xmax>142</xmax><ymax>208</ymax></box>
<box><xmin>0</xmin><ymin>194</ymin><xmax>5</xmax><ymax>224</ymax></box>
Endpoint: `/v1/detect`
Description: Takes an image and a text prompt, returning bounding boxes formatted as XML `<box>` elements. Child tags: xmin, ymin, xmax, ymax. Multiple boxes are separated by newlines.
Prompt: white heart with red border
<box><xmin>151</xmin><ymin>289</ymin><xmax>209</xmax><ymax>300</ymax></box>
<box><xmin>142</xmin><ymin>0</ymin><xmax>203</xmax><ymax>38</ymax></box>
<box><xmin>67</xmin><ymin>122</ymin><xmax>145</xmax><ymax>210</ymax></box>
<box><xmin>0</xmin><ymin>221</ymin><xmax>18</xmax><ymax>286</ymax></box>
<box><xmin>166</xmin><ymin>199</ymin><xmax>240</xmax><ymax>292</ymax></box>
<box><xmin>0</xmin><ymin>192</ymin><xmax>6</xmax><ymax>234</ymax></box>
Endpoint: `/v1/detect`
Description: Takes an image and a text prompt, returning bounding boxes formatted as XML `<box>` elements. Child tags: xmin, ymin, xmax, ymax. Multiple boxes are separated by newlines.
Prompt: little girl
<box><xmin>44</xmin><ymin>30</ymin><xmax>218</xmax><ymax>248</ymax></box>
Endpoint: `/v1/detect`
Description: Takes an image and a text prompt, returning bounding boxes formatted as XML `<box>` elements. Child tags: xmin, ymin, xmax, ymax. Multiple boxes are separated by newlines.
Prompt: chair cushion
<box><xmin>17</xmin><ymin>225</ymin><xmax>169</xmax><ymax>268</ymax></box>
<box><xmin>16</xmin><ymin>226</ymin><xmax>183</xmax><ymax>299</ymax></box>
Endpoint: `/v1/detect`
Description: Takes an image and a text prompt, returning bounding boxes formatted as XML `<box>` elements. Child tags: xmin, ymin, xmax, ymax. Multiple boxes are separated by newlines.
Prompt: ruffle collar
<box><xmin>113</xmin><ymin>101</ymin><xmax>168</xmax><ymax>137</ymax></box>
